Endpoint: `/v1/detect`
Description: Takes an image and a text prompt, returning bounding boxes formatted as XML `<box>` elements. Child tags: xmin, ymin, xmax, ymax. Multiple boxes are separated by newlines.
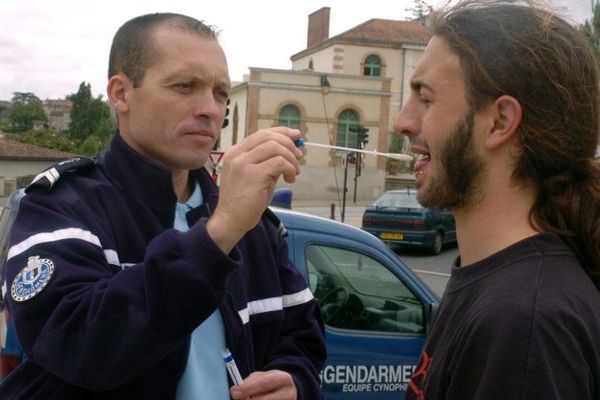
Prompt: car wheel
<box><xmin>431</xmin><ymin>232</ymin><xmax>443</xmax><ymax>255</ymax></box>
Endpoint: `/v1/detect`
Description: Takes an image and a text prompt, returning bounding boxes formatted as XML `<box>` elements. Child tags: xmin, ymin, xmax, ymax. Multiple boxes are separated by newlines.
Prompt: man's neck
<box><xmin>453</xmin><ymin>184</ymin><xmax>538</xmax><ymax>267</ymax></box>
<box><xmin>172</xmin><ymin>170</ymin><xmax>191</xmax><ymax>203</ymax></box>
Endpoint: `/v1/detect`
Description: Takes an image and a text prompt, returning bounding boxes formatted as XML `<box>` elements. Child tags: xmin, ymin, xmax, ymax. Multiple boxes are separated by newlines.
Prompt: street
<box><xmin>292</xmin><ymin>203</ymin><xmax>455</xmax><ymax>297</ymax></box>
<box><xmin>393</xmin><ymin>244</ymin><xmax>456</xmax><ymax>298</ymax></box>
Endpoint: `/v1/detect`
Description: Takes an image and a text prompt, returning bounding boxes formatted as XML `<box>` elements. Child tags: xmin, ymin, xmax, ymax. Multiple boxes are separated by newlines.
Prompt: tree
<box><xmin>9</xmin><ymin>92</ymin><xmax>47</xmax><ymax>132</ymax></box>
<box><xmin>67</xmin><ymin>82</ymin><xmax>115</xmax><ymax>145</ymax></box>
<box><xmin>78</xmin><ymin>135</ymin><xmax>101</xmax><ymax>155</ymax></box>
<box><xmin>405</xmin><ymin>0</ymin><xmax>432</xmax><ymax>20</ymax></box>
<box><xmin>15</xmin><ymin>128</ymin><xmax>78</xmax><ymax>153</ymax></box>
<box><xmin>584</xmin><ymin>0</ymin><xmax>600</xmax><ymax>63</ymax></box>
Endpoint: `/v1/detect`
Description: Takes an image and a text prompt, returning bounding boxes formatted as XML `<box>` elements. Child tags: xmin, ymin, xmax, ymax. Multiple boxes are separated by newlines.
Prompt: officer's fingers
<box><xmin>267</xmin><ymin>126</ymin><xmax>302</xmax><ymax>140</ymax></box>
<box><xmin>231</xmin><ymin>370</ymin><xmax>296</xmax><ymax>400</ymax></box>
<box><xmin>260</xmin><ymin>155</ymin><xmax>300</xmax><ymax>184</ymax></box>
<box><xmin>234</xmin><ymin>140</ymin><xmax>301</xmax><ymax>176</ymax></box>
<box><xmin>236</xmin><ymin>128</ymin><xmax>302</xmax><ymax>157</ymax></box>
<box><xmin>254</xmin><ymin>126</ymin><xmax>301</xmax><ymax>142</ymax></box>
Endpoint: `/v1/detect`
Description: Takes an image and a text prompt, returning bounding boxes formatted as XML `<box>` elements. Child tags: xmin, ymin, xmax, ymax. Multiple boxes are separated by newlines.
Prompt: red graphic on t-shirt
<box><xmin>406</xmin><ymin>351</ymin><xmax>432</xmax><ymax>400</ymax></box>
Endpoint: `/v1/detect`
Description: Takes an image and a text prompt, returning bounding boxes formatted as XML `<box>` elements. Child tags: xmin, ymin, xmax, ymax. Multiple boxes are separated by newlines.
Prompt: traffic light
<box><xmin>349</xmin><ymin>125</ymin><xmax>369</xmax><ymax>148</ymax></box>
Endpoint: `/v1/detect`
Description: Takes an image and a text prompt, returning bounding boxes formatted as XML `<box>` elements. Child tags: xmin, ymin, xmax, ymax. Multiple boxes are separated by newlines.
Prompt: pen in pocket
<box><xmin>223</xmin><ymin>348</ymin><xmax>243</xmax><ymax>386</ymax></box>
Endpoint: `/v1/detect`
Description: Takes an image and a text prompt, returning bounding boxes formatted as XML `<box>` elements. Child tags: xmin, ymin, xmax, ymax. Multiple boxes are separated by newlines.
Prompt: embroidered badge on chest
<box><xmin>11</xmin><ymin>256</ymin><xmax>55</xmax><ymax>302</ymax></box>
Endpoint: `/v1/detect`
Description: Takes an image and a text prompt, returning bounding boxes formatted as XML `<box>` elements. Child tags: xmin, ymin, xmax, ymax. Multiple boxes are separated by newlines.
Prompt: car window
<box><xmin>373</xmin><ymin>192</ymin><xmax>422</xmax><ymax>209</ymax></box>
<box><xmin>306</xmin><ymin>244</ymin><xmax>425</xmax><ymax>334</ymax></box>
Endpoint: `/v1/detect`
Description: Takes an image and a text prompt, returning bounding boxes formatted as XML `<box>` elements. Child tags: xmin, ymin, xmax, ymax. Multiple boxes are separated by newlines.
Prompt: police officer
<box><xmin>1</xmin><ymin>13</ymin><xmax>325</xmax><ymax>400</ymax></box>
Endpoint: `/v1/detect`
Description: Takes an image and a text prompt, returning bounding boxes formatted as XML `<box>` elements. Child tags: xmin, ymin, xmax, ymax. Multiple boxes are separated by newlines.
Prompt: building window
<box><xmin>363</xmin><ymin>54</ymin><xmax>381</xmax><ymax>77</ymax></box>
<box><xmin>336</xmin><ymin>109</ymin><xmax>359</xmax><ymax>151</ymax></box>
<box><xmin>278</xmin><ymin>104</ymin><xmax>301</xmax><ymax>129</ymax></box>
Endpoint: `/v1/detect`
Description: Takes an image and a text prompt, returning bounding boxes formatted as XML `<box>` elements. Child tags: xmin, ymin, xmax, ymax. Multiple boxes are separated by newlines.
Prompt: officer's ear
<box><xmin>107</xmin><ymin>74</ymin><xmax>131</xmax><ymax>114</ymax></box>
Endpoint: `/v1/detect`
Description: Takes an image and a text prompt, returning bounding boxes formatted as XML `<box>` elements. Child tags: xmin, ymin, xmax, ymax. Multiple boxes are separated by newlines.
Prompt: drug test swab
<box><xmin>295</xmin><ymin>138</ymin><xmax>412</xmax><ymax>161</ymax></box>
<box><xmin>223</xmin><ymin>348</ymin><xmax>243</xmax><ymax>386</ymax></box>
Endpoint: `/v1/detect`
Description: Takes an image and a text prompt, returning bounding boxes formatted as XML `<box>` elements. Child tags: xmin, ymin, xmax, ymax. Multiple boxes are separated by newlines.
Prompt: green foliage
<box><xmin>78</xmin><ymin>135</ymin><xmax>101</xmax><ymax>155</ymax></box>
<box><xmin>14</xmin><ymin>129</ymin><xmax>79</xmax><ymax>153</ymax></box>
<box><xmin>0</xmin><ymin>102</ymin><xmax>9</xmax><ymax>117</ymax></box>
<box><xmin>94</xmin><ymin>114</ymin><xmax>115</xmax><ymax>150</ymax></box>
<box><xmin>405</xmin><ymin>0</ymin><xmax>431</xmax><ymax>20</ymax></box>
<box><xmin>584</xmin><ymin>1</ymin><xmax>600</xmax><ymax>64</ymax></box>
<box><xmin>0</xmin><ymin>122</ymin><xmax>12</xmax><ymax>132</ymax></box>
<box><xmin>67</xmin><ymin>82</ymin><xmax>115</xmax><ymax>143</ymax></box>
<box><xmin>3</xmin><ymin>82</ymin><xmax>115</xmax><ymax>155</ymax></box>
<box><xmin>9</xmin><ymin>92</ymin><xmax>47</xmax><ymax>132</ymax></box>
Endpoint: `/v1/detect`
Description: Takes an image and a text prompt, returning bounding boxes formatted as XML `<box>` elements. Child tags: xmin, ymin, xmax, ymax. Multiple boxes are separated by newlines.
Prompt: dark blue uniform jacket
<box><xmin>0</xmin><ymin>132</ymin><xmax>326</xmax><ymax>399</ymax></box>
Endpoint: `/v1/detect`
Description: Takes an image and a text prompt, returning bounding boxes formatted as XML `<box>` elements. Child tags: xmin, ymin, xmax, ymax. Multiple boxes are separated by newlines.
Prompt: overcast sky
<box><xmin>0</xmin><ymin>0</ymin><xmax>592</xmax><ymax>101</ymax></box>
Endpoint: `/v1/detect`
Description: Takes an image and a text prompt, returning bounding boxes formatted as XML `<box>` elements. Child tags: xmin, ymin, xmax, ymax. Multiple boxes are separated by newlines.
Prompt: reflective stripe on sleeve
<box><xmin>7</xmin><ymin>228</ymin><xmax>102</xmax><ymax>261</ymax></box>
<box><xmin>238</xmin><ymin>287</ymin><xmax>314</xmax><ymax>324</ymax></box>
<box><xmin>7</xmin><ymin>228</ymin><xmax>125</xmax><ymax>268</ymax></box>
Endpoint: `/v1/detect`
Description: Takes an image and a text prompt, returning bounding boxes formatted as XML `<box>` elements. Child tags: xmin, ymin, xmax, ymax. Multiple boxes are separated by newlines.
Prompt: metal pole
<box><xmin>353</xmin><ymin>132</ymin><xmax>360</xmax><ymax>204</ymax></box>
<box><xmin>353</xmin><ymin>153</ymin><xmax>359</xmax><ymax>203</ymax></box>
<box><xmin>341</xmin><ymin>154</ymin><xmax>348</xmax><ymax>223</ymax></box>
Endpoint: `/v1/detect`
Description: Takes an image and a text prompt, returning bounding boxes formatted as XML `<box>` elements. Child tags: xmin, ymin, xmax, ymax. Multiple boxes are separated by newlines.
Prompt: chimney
<box><xmin>307</xmin><ymin>7</ymin><xmax>330</xmax><ymax>48</ymax></box>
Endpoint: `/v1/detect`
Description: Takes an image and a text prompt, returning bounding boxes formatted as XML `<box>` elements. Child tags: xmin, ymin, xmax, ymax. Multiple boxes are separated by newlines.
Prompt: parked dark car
<box><xmin>361</xmin><ymin>189</ymin><xmax>456</xmax><ymax>255</ymax></box>
<box><xmin>1</xmin><ymin>189</ymin><xmax>439</xmax><ymax>399</ymax></box>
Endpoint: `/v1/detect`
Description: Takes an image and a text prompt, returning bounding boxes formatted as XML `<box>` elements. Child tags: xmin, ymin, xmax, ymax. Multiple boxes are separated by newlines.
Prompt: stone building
<box><xmin>43</xmin><ymin>99</ymin><xmax>72</xmax><ymax>133</ymax></box>
<box><xmin>220</xmin><ymin>8</ymin><xmax>429</xmax><ymax>201</ymax></box>
<box><xmin>0</xmin><ymin>99</ymin><xmax>72</xmax><ymax>133</ymax></box>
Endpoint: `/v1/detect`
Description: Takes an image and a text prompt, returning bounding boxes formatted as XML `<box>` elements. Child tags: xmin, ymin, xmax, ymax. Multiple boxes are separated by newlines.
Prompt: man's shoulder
<box><xmin>23</xmin><ymin>156</ymin><xmax>117</xmax><ymax>209</ymax></box>
<box><xmin>26</xmin><ymin>157</ymin><xmax>98</xmax><ymax>194</ymax></box>
<box><xmin>261</xmin><ymin>208</ymin><xmax>288</xmax><ymax>240</ymax></box>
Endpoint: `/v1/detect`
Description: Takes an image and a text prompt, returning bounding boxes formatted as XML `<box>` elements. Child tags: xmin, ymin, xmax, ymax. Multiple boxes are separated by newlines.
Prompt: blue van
<box><xmin>276</xmin><ymin>208</ymin><xmax>438</xmax><ymax>399</ymax></box>
<box><xmin>0</xmin><ymin>190</ymin><xmax>439</xmax><ymax>399</ymax></box>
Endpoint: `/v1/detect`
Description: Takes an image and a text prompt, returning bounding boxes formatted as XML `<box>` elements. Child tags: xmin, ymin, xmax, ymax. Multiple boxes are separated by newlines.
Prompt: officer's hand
<box><xmin>206</xmin><ymin>127</ymin><xmax>302</xmax><ymax>254</ymax></box>
<box><xmin>230</xmin><ymin>370</ymin><xmax>297</xmax><ymax>400</ymax></box>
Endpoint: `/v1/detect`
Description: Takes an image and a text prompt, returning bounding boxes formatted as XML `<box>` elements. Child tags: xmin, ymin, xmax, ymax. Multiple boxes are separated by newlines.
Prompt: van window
<box><xmin>305</xmin><ymin>245</ymin><xmax>424</xmax><ymax>334</ymax></box>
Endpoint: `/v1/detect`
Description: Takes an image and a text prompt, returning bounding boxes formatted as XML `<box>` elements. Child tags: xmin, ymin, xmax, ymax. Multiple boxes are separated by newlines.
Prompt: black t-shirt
<box><xmin>406</xmin><ymin>233</ymin><xmax>600</xmax><ymax>400</ymax></box>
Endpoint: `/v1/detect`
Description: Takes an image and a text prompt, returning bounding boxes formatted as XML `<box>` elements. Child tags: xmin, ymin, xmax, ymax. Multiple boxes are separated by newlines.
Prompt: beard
<box><xmin>417</xmin><ymin>110</ymin><xmax>485</xmax><ymax>210</ymax></box>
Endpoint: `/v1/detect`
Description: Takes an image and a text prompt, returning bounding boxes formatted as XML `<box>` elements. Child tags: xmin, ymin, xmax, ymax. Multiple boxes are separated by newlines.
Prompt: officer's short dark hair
<box><xmin>108</xmin><ymin>13</ymin><xmax>218</xmax><ymax>87</ymax></box>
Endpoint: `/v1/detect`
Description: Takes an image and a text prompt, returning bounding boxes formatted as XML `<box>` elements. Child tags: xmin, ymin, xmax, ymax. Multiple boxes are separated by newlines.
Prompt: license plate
<box><xmin>380</xmin><ymin>232</ymin><xmax>403</xmax><ymax>240</ymax></box>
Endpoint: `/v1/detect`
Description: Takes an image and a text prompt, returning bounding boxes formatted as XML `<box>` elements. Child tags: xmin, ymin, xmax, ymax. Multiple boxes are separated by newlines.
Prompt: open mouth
<box><xmin>414</xmin><ymin>153</ymin><xmax>430</xmax><ymax>176</ymax></box>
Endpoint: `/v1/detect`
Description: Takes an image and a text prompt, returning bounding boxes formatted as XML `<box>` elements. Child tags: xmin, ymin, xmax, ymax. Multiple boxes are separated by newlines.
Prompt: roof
<box><xmin>292</xmin><ymin>18</ymin><xmax>431</xmax><ymax>60</ymax></box>
<box><xmin>335</xmin><ymin>18</ymin><xmax>431</xmax><ymax>46</ymax></box>
<box><xmin>0</xmin><ymin>137</ymin><xmax>78</xmax><ymax>161</ymax></box>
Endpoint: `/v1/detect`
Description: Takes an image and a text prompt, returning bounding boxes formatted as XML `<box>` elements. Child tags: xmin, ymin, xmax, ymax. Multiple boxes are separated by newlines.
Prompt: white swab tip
<box><xmin>386</xmin><ymin>153</ymin><xmax>413</xmax><ymax>161</ymax></box>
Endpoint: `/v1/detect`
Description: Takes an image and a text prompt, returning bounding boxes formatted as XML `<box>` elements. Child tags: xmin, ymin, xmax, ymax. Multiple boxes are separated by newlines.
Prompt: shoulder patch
<box><xmin>27</xmin><ymin>157</ymin><xmax>95</xmax><ymax>193</ymax></box>
<box><xmin>263</xmin><ymin>208</ymin><xmax>288</xmax><ymax>239</ymax></box>
<box><xmin>11</xmin><ymin>256</ymin><xmax>55</xmax><ymax>302</ymax></box>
